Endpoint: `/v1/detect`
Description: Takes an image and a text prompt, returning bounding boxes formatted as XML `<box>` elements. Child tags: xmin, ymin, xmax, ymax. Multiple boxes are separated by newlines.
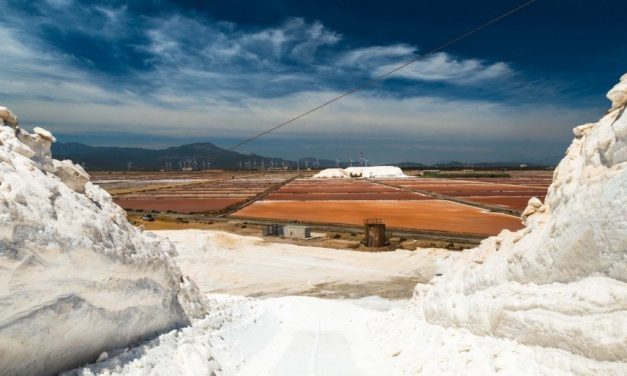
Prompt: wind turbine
<box><xmin>349</xmin><ymin>159</ymin><xmax>353</xmax><ymax>167</ymax></box>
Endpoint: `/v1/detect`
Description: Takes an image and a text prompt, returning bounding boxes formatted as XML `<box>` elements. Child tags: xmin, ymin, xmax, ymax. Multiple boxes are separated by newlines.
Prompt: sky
<box><xmin>1</xmin><ymin>0</ymin><xmax>625</xmax><ymax>164</ymax></box>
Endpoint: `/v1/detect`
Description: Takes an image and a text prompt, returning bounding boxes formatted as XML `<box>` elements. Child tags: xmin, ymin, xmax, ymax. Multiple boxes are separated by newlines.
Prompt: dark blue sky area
<box><xmin>1</xmin><ymin>0</ymin><xmax>625</xmax><ymax>163</ymax></box>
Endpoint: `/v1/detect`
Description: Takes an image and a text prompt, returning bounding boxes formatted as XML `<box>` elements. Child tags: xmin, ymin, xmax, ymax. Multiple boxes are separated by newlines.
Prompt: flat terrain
<box><xmin>92</xmin><ymin>171</ymin><xmax>299</xmax><ymax>214</ymax></box>
<box><xmin>157</xmin><ymin>229</ymin><xmax>458</xmax><ymax>299</ymax></box>
<box><xmin>266</xmin><ymin>179</ymin><xmax>429</xmax><ymax>200</ymax></box>
<box><xmin>378</xmin><ymin>177</ymin><xmax>550</xmax><ymax>211</ymax></box>
<box><xmin>93</xmin><ymin>169</ymin><xmax>551</xmax><ymax>238</ymax></box>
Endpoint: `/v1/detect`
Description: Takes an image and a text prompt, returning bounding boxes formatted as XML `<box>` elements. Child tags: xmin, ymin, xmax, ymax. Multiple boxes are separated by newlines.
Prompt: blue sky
<box><xmin>1</xmin><ymin>0</ymin><xmax>625</xmax><ymax>164</ymax></box>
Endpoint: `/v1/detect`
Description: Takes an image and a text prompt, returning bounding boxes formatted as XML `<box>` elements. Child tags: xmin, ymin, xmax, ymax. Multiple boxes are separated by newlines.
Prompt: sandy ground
<box><xmin>132</xmin><ymin>215</ymin><xmax>476</xmax><ymax>251</ymax></box>
<box><xmin>154</xmin><ymin>229</ymin><xmax>459</xmax><ymax>299</ymax></box>
<box><xmin>233</xmin><ymin>200</ymin><xmax>523</xmax><ymax>235</ymax></box>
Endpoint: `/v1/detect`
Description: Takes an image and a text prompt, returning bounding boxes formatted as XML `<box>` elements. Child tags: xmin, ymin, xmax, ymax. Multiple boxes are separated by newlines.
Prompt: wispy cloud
<box><xmin>337</xmin><ymin>45</ymin><xmax>512</xmax><ymax>85</ymax></box>
<box><xmin>373</xmin><ymin>52</ymin><xmax>512</xmax><ymax>84</ymax></box>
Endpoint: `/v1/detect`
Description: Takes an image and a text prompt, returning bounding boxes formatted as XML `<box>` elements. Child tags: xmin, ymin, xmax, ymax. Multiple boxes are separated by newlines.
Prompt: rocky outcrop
<box><xmin>53</xmin><ymin>159</ymin><xmax>90</xmax><ymax>193</ymax></box>
<box><xmin>0</xmin><ymin>107</ymin><xmax>18</xmax><ymax>128</ymax></box>
<box><xmin>608</xmin><ymin>73</ymin><xmax>627</xmax><ymax>110</ymax></box>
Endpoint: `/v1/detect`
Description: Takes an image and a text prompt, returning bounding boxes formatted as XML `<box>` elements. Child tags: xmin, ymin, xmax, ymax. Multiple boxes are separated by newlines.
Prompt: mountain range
<box><xmin>52</xmin><ymin>142</ymin><xmax>551</xmax><ymax>171</ymax></box>
<box><xmin>52</xmin><ymin>142</ymin><xmax>339</xmax><ymax>170</ymax></box>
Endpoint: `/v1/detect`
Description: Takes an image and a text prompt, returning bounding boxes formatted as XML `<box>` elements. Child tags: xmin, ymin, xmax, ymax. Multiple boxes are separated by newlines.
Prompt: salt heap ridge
<box><xmin>313</xmin><ymin>165</ymin><xmax>407</xmax><ymax>178</ymax></box>
<box><xmin>0</xmin><ymin>108</ymin><xmax>209</xmax><ymax>376</ymax></box>
<box><xmin>418</xmin><ymin>75</ymin><xmax>627</xmax><ymax>364</ymax></box>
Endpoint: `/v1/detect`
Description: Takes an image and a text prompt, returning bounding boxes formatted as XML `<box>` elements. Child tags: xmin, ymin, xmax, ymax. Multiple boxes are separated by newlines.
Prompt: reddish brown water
<box><xmin>233</xmin><ymin>200</ymin><xmax>523</xmax><ymax>235</ymax></box>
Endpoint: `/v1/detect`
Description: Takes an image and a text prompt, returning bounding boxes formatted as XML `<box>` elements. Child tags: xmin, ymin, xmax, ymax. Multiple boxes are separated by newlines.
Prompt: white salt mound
<box><xmin>313</xmin><ymin>167</ymin><xmax>349</xmax><ymax>178</ymax></box>
<box><xmin>0</xmin><ymin>115</ymin><xmax>209</xmax><ymax>376</ymax></box>
<box><xmin>314</xmin><ymin>165</ymin><xmax>407</xmax><ymax>178</ymax></box>
<box><xmin>415</xmin><ymin>74</ymin><xmax>627</xmax><ymax>366</ymax></box>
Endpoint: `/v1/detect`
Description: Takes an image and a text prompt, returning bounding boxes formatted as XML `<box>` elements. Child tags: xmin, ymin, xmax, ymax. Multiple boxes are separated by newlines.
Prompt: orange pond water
<box><xmin>233</xmin><ymin>200</ymin><xmax>523</xmax><ymax>236</ymax></box>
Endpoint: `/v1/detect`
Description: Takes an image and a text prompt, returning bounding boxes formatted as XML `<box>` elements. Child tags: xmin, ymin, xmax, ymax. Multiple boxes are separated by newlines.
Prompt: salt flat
<box><xmin>156</xmin><ymin>229</ymin><xmax>458</xmax><ymax>299</ymax></box>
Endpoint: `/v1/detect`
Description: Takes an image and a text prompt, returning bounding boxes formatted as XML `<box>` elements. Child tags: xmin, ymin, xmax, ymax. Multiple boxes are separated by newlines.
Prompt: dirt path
<box><xmin>234</xmin><ymin>297</ymin><xmax>384</xmax><ymax>376</ymax></box>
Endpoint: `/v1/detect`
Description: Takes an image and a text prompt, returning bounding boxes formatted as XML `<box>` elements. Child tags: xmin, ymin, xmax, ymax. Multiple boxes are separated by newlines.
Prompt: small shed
<box><xmin>283</xmin><ymin>225</ymin><xmax>311</xmax><ymax>239</ymax></box>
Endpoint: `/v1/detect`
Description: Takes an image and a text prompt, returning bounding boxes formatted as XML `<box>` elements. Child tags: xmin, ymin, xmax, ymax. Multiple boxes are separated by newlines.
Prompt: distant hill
<box><xmin>53</xmin><ymin>142</ymin><xmax>275</xmax><ymax>170</ymax></box>
<box><xmin>391</xmin><ymin>161</ymin><xmax>428</xmax><ymax>168</ymax></box>
<box><xmin>52</xmin><ymin>141</ymin><xmax>553</xmax><ymax>171</ymax></box>
<box><xmin>52</xmin><ymin>142</ymin><xmax>342</xmax><ymax>171</ymax></box>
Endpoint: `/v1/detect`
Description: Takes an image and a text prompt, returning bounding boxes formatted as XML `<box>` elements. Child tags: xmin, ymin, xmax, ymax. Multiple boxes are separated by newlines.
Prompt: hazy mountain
<box><xmin>52</xmin><ymin>142</ymin><xmax>552</xmax><ymax>171</ymax></box>
<box><xmin>52</xmin><ymin>142</ymin><xmax>338</xmax><ymax>171</ymax></box>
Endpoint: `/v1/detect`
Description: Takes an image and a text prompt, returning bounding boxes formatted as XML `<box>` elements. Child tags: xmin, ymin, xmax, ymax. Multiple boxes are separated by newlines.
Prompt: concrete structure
<box><xmin>364</xmin><ymin>218</ymin><xmax>386</xmax><ymax>247</ymax></box>
<box><xmin>283</xmin><ymin>225</ymin><xmax>311</xmax><ymax>239</ymax></box>
<box><xmin>261</xmin><ymin>224</ymin><xmax>283</xmax><ymax>236</ymax></box>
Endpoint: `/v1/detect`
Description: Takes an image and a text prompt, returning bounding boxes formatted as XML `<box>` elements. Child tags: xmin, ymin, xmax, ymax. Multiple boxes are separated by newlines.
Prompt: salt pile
<box><xmin>0</xmin><ymin>108</ymin><xmax>208</xmax><ymax>376</ymax></box>
<box><xmin>402</xmin><ymin>74</ymin><xmax>627</xmax><ymax>373</ymax></box>
<box><xmin>314</xmin><ymin>165</ymin><xmax>407</xmax><ymax>178</ymax></box>
<box><xmin>312</xmin><ymin>167</ymin><xmax>350</xmax><ymax>178</ymax></box>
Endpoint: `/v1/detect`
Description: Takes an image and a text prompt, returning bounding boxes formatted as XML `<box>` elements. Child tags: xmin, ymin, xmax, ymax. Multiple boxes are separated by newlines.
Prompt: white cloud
<box><xmin>337</xmin><ymin>44</ymin><xmax>417</xmax><ymax>67</ymax></box>
<box><xmin>143</xmin><ymin>16</ymin><xmax>340</xmax><ymax>69</ymax></box>
<box><xmin>0</xmin><ymin>25</ymin><xmax>124</xmax><ymax>103</ymax></box>
<box><xmin>374</xmin><ymin>52</ymin><xmax>513</xmax><ymax>84</ymax></box>
<box><xmin>8</xmin><ymin>88</ymin><xmax>593</xmax><ymax>148</ymax></box>
<box><xmin>338</xmin><ymin>45</ymin><xmax>512</xmax><ymax>84</ymax></box>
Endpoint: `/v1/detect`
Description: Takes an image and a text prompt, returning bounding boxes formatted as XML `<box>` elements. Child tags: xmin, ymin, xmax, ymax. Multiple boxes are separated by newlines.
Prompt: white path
<box><xmin>231</xmin><ymin>297</ymin><xmax>386</xmax><ymax>376</ymax></box>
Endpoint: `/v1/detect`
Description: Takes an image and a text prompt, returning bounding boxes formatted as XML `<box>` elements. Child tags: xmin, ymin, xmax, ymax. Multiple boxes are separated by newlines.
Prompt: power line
<box><xmin>229</xmin><ymin>0</ymin><xmax>537</xmax><ymax>151</ymax></box>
